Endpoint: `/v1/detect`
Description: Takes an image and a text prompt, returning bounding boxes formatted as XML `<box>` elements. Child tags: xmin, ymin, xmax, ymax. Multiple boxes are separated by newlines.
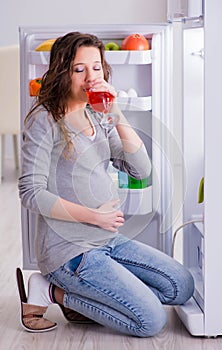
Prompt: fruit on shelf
<box><xmin>29</xmin><ymin>78</ymin><xmax>42</xmax><ymax>96</ymax></box>
<box><xmin>127</xmin><ymin>88</ymin><xmax>138</xmax><ymax>97</ymax></box>
<box><xmin>105</xmin><ymin>42</ymin><xmax>120</xmax><ymax>50</ymax></box>
<box><xmin>35</xmin><ymin>39</ymin><xmax>56</xmax><ymax>51</ymax></box>
<box><xmin>121</xmin><ymin>34</ymin><xmax>149</xmax><ymax>51</ymax></box>
<box><xmin>198</xmin><ymin>177</ymin><xmax>204</xmax><ymax>203</ymax></box>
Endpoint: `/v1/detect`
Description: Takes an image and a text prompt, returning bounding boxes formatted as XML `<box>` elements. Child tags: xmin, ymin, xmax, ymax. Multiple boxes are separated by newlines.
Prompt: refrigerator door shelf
<box><xmin>116</xmin><ymin>96</ymin><xmax>152</xmax><ymax>111</ymax></box>
<box><xmin>29</xmin><ymin>50</ymin><xmax>152</xmax><ymax>66</ymax></box>
<box><xmin>118</xmin><ymin>185</ymin><xmax>152</xmax><ymax>215</ymax></box>
<box><xmin>189</xmin><ymin>266</ymin><xmax>204</xmax><ymax>311</ymax></box>
<box><xmin>192</xmin><ymin>219</ymin><xmax>204</xmax><ymax>237</ymax></box>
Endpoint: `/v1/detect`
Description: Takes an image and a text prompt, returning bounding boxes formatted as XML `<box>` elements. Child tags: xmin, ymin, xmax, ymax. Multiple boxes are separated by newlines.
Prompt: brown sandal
<box><xmin>16</xmin><ymin>268</ymin><xmax>57</xmax><ymax>332</ymax></box>
<box><xmin>58</xmin><ymin>303</ymin><xmax>95</xmax><ymax>324</ymax></box>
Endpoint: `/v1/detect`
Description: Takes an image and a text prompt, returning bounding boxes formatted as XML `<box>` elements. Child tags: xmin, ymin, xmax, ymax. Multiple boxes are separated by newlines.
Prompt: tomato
<box><xmin>121</xmin><ymin>34</ymin><xmax>149</xmax><ymax>51</ymax></box>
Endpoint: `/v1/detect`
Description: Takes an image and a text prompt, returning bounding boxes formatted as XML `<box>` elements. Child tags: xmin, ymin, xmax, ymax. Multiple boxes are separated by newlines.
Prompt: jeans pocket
<box><xmin>63</xmin><ymin>253</ymin><xmax>84</xmax><ymax>273</ymax></box>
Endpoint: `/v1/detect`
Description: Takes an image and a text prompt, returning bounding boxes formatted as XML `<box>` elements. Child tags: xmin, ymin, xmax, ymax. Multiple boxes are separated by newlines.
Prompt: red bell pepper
<box><xmin>29</xmin><ymin>78</ymin><xmax>42</xmax><ymax>96</ymax></box>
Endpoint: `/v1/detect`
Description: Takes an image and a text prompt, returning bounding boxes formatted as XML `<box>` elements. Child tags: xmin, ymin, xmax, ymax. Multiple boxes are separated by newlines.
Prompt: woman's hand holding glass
<box><xmin>85</xmin><ymin>78</ymin><xmax>120</xmax><ymax>129</ymax></box>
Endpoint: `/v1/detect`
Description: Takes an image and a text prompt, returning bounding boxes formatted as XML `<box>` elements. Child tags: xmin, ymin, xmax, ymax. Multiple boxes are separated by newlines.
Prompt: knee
<box><xmin>173</xmin><ymin>266</ymin><xmax>195</xmax><ymax>305</ymax></box>
<box><xmin>135</xmin><ymin>303</ymin><xmax>167</xmax><ymax>338</ymax></box>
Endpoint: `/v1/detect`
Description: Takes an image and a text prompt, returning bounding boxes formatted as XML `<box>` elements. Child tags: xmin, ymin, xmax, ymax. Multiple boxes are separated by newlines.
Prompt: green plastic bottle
<box><xmin>128</xmin><ymin>176</ymin><xmax>148</xmax><ymax>189</ymax></box>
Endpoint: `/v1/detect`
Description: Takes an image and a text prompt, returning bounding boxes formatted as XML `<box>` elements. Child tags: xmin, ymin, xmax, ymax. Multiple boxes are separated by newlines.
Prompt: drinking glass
<box><xmin>86</xmin><ymin>90</ymin><xmax>119</xmax><ymax>129</ymax></box>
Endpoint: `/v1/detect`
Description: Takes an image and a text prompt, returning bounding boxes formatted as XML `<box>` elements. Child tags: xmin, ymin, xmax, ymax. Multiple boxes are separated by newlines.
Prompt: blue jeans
<box><xmin>45</xmin><ymin>234</ymin><xmax>194</xmax><ymax>337</ymax></box>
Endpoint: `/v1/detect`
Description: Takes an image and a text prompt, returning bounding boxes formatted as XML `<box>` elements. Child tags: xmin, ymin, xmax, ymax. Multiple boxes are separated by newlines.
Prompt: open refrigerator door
<box><xmin>172</xmin><ymin>0</ymin><xmax>222</xmax><ymax>337</ymax></box>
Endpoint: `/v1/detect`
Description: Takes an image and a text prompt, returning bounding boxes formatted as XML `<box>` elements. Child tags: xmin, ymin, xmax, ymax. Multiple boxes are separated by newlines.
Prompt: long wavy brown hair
<box><xmin>25</xmin><ymin>32</ymin><xmax>112</xmax><ymax>150</ymax></box>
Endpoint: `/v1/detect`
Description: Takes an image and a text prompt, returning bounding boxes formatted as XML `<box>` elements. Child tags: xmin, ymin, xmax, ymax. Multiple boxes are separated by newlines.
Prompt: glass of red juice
<box><xmin>86</xmin><ymin>90</ymin><xmax>119</xmax><ymax>129</ymax></box>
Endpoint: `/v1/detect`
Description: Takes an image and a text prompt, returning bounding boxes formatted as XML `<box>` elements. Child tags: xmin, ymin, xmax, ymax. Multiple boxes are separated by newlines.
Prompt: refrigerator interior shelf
<box><xmin>105</xmin><ymin>50</ymin><xmax>152</xmax><ymax>65</ymax></box>
<box><xmin>29</xmin><ymin>51</ymin><xmax>50</xmax><ymax>65</ymax></box>
<box><xmin>118</xmin><ymin>185</ymin><xmax>152</xmax><ymax>215</ymax></box>
<box><xmin>29</xmin><ymin>50</ymin><xmax>152</xmax><ymax>66</ymax></box>
<box><xmin>116</xmin><ymin>96</ymin><xmax>152</xmax><ymax>111</ymax></box>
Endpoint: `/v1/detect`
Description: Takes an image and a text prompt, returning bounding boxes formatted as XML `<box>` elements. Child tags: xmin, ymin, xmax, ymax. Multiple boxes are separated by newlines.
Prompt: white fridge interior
<box><xmin>19</xmin><ymin>24</ymin><xmax>174</xmax><ymax>270</ymax></box>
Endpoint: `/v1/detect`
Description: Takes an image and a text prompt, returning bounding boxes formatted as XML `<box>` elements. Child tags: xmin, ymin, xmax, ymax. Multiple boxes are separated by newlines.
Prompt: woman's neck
<box><xmin>65</xmin><ymin>108</ymin><xmax>94</xmax><ymax>136</ymax></box>
<box><xmin>66</xmin><ymin>101</ymin><xmax>87</xmax><ymax>115</ymax></box>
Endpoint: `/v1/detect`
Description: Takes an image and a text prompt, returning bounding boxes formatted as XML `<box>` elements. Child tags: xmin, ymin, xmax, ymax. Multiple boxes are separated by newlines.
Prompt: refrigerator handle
<box><xmin>191</xmin><ymin>48</ymin><xmax>204</xmax><ymax>58</ymax></box>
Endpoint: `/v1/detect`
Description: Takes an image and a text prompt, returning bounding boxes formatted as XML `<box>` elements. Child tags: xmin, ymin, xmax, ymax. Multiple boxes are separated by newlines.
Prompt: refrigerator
<box><xmin>20</xmin><ymin>2</ymin><xmax>222</xmax><ymax>336</ymax></box>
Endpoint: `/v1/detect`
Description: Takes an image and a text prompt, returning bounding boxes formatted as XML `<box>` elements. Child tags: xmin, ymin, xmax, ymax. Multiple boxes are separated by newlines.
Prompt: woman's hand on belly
<box><xmin>91</xmin><ymin>199</ymin><xmax>124</xmax><ymax>233</ymax></box>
